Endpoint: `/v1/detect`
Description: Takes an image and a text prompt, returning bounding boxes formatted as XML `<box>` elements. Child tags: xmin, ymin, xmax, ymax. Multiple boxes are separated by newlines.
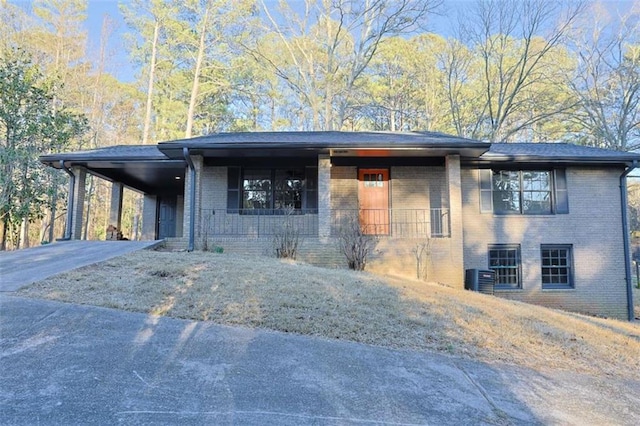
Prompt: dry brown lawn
<box><xmin>18</xmin><ymin>250</ymin><xmax>640</xmax><ymax>381</ymax></box>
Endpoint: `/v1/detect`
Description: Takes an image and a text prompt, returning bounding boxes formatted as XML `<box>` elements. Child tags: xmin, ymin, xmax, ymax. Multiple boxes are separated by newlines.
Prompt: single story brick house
<box><xmin>40</xmin><ymin>131</ymin><xmax>639</xmax><ymax>320</ymax></box>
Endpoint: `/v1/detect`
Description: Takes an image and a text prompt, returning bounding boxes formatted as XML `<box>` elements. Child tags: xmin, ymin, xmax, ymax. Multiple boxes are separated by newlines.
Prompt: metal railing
<box><xmin>331</xmin><ymin>208</ymin><xmax>450</xmax><ymax>238</ymax></box>
<box><xmin>200</xmin><ymin>208</ymin><xmax>450</xmax><ymax>238</ymax></box>
<box><xmin>200</xmin><ymin>209</ymin><xmax>319</xmax><ymax>237</ymax></box>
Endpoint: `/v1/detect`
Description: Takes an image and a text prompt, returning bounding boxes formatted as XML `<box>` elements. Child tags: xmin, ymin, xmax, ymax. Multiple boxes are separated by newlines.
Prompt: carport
<box><xmin>40</xmin><ymin>146</ymin><xmax>186</xmax><ymax>241</ymax></box>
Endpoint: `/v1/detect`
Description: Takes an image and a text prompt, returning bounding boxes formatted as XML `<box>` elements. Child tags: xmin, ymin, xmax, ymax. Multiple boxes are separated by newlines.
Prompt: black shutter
<box><xmin>554</xmin><ymin>169</ymin><xmax>569</xmax><ymax>214</ymax></box>
<box><xmin>227</xmin><ymin>167</ymin><xmax>240</xmax><ymax>213</ymax></box>
<box><xmin>479</xmin><ymin>169</ymin><xmax>493</xmax><ymax>213</ymax></box>
<box><xmin>305</xmin><ymin>166</ymin><xmax>318</xmax><ymax>212</ymax></box>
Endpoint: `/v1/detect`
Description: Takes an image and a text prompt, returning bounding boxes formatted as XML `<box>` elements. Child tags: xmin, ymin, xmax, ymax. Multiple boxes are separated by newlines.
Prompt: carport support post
<box><xmin>183</xmin><ymin>148</ymin><xmax>202</xmax><ymax>251</ymax></box>
<box><xmin>70</xmin><ymin>167</ymin><xmax>87</xmax><ymax>240</ymax></box>
<box><xmin>109</xmin><ymin>182</ymin><xmax>124</xmax><ymax>232</ymax></box>
<box><xmin>141</xmin><ymin>195</ymin><xmax>157</xmax><ymax>240</ymax></box>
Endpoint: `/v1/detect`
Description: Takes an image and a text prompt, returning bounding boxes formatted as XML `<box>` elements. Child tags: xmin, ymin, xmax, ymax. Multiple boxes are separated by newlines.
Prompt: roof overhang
<box><xmin>158</xmin><ymin>131</ymin><xmax>491</xmax><ymax>159</ymax></box>
<box><xmin>462</xmin><ymin>143</ymin><xmax>640</xmax><ymax>168</ymax></box>
<box><xmin>40</xmin><ymin>147</ymin><xmax>186</xmax><ymax>195</ymax></box>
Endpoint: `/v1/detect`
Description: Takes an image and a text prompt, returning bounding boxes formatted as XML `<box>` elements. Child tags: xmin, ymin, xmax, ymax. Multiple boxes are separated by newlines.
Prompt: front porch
<box><xmin>40</xmin><ymin>132</ymin><xmax>485</xmax><ymax>287</ymax></box>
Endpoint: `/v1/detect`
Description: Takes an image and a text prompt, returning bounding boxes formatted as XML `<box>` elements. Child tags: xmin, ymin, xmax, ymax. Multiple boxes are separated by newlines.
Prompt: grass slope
<box><xmin>18</xmin><ymin>250</ymin><xmax>640</xmax><ymax>380</ymax></box>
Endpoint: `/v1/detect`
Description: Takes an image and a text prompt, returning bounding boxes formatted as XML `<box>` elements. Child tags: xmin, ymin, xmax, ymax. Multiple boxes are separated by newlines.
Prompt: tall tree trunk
<box><xmin>1</xmin><ymin>220</ymin><xmax>8</xmax><ymax>250</ymax></box>
<box><xmin>19</xmin><ymin>217</ymin><xmax>28</xmax><ymax>249</ymax></box>
<box><xmin>185</xmin><ymin>7</ymin><xmax>209</xmax><ymax>139</ymax></box>
<box><xmin>143</xmin><ymin>19</ymin><xmax>160</xmax><ymax>144</ymax></box>
<box><xmin>48</xmin><ymin>188</ymin><xmax>57</xmax><ymax>243</ymax></box>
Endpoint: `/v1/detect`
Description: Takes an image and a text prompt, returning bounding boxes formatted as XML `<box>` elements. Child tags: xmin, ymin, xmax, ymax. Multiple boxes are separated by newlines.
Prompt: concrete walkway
<box><xmin>0</xmin><ymin>240</ymin><xmax>163</xmax><ymax>292</ymax></box>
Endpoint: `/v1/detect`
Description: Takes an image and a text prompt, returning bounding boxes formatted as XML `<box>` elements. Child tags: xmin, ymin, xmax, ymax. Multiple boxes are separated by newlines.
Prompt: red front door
<box><xmin>358</xmin><ymin>169</ymin><xmax>389</xmax><ymax>235</ymax></box>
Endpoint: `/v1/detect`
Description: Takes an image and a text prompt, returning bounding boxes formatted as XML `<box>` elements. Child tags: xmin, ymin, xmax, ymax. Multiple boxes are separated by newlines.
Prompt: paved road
<box><xmin>2</xmin><ymin>295</ymin><xmax>639</xmax><ymax>425</ymax></box>
<box><xmin>0</xmin><ymin>240</ymin><xmax>162</xmax><ymax>291</ymax></box>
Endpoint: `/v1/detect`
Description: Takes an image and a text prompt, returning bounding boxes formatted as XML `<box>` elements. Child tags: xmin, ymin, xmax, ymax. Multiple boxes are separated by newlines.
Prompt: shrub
<box><xmin>273</xmin><ymin>209</ymin><xmax>301</xmax><ymax>259</ymax></box>
<box><xmin>338</xmin><ymin>214</ymin><xmax>377</xmax><ymax>271</ymax></box>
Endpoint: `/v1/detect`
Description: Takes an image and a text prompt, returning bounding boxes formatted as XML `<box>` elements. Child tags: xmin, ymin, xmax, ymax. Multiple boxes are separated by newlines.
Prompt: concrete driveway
<box><xmin>0</xmin><ymin>240</ymin><xmax>162</xmax><ymax>292</ymax></box>
<box><xmin>2</xmin><ymin>295</ymin><xmax>639</xmax><ymax>425</ymax></box>
<box><xmin>2</xmin><ymin>241</ymin><xmax>639</xmax><ymax>425</ymax></box>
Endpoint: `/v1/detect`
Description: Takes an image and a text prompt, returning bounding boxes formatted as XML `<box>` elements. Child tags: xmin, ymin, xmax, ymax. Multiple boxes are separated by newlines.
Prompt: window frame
<box><xmin>540</xmin><ymin>244</ymin><xmax>574</xmax><ymax>289</ymax></box>
<box><xmin>227</xmin><ymin>166</ymin><xmax>318</xmax><ymax>214</ymax></box>
<box><xmin>488</xmin><ymin>244</ymin><xmax>522</xmax><ymax>290</ymax></box>
<box><xmin>479</xmin><ymin>168</ymin><xmax>568</xmax><ymax>215</ymax></box>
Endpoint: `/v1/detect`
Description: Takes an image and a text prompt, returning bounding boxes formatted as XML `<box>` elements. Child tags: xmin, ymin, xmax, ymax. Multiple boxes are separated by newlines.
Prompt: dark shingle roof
<box><xmin>159</xmin><ymin>130</ymin><xmax>486</xmax><ymax>148</ymax></box>
<box><xmin>480</xmin><ymin>143</ymin><xmax>640</xmax><ymax>164</ymax></box>
<box><xmin>157</xmin><ymin>131</ymin><xmax>491</xmax><ymax>159</ymax></box>
<box><xmin>39</xmin><ymin>137</ymin><xmax>640</xmax><ymax>167</ymax></box>
<box><xmin>40</xmin><ymin>145</ymin><xmax>169</xmax><ymax>165</ymax></box>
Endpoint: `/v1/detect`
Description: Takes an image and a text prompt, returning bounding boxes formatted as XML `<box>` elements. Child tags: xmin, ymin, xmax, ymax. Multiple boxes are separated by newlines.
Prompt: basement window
<box><xmin>488</xmin><ymin>244</ymin><xmax>522</xmax><ymax>290</ymax></box>
<box><xmin>541</xmin><ymin>244</ymin><xmax>574</xmax><ymax>289</ymax></box>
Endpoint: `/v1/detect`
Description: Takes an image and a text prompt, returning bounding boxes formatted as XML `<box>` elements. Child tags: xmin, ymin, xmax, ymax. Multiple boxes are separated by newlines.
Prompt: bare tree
<box><xmin>451</xmin><ymin>0</ymin><xmax>584</xmax><ymax>142</ymax></box>
<box><xmin>567</xmin><ymin>2</ymin><xmax>640</xmax><ymax>151</ymax></box>
<box><xmin>252</xmin><ymin>0</ymin><xmax>442</xmax><ymax>130</ymax></box>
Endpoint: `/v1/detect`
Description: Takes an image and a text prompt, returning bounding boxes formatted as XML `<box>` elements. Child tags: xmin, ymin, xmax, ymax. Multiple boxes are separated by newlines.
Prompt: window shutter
<box><xmin>554</xmin><ymin>169</ymin><xmax>569</xmax><ymax>214</ymax></box>
<box><xmin>479</xmin><ymin>169</ymin><xmax>493</xmax><ymax>213</ymax></box>
<box><xmin>227</xmin><ymin>167</ymin><xmax>240</xmax><ymax>213</ymax></box>
<box><xmin>305</xmin><ymin>166</ymin><xmax>318</xmax><ymax>212</ymax></box>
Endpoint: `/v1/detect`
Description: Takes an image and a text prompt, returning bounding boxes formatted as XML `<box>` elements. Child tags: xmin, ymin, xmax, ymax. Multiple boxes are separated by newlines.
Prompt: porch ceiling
<box><xmin>83</xmin><ymin>160</ymin><xmax>186</xmax><ymax>194</ymax></box>
<box><xmin>40</xmin><ymin>145</ymin><xmax>186</xmax><ymax>195</ymax></box>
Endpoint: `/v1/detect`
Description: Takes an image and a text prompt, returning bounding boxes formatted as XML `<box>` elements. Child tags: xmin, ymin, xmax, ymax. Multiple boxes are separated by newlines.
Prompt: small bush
<box><xmin>338</xmin><ymin>214</ymin><xmax>377</xmax><ymax>271</ymax></box>
<box><xmin>273</xmin><ymin>209</ymin><xmax>301</xmax><ymax>259</ymax></box>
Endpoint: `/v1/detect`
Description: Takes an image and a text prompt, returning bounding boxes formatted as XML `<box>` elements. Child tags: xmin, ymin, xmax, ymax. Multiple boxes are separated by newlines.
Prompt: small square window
<box><xmin>541</xmin><ymin>245</ymin><xmax>574</xmax><ymax>289</ymax></box>
<box><xmin>488</xmin><ymin>244</ymin><xmax>521</xmax><ymax>289</ymax></box>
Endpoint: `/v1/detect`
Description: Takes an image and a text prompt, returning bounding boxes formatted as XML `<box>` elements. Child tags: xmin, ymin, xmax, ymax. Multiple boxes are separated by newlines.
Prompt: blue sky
<box><xmin>71</xmin><ymin>0</ymin><xmax>640</xmax><ymax>83</ymax></box>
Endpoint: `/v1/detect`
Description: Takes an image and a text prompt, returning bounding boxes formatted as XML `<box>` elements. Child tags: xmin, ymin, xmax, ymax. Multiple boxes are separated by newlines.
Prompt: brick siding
<box><xmin>461</xmin><ymin>166</ymin><xmax>628</xmax><ymax>319</ymax></box>
<box><xmin>173</xmin><ymin>160</ymin><xmax>629</xmax><ymax>319</ymax></box>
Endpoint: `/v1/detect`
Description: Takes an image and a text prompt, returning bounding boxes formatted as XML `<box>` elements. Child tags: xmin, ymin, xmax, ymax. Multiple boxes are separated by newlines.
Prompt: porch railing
<box><xmin>200</xmin><ymin>208</ymin><xmax>450</xmax><ymax>238</ymax></box>
<box><xmin>331</xmin><ymin>208</ymin><xmax>450</xmax><ymax>238</ymax></box>
<box><xmin>200</xmin><ymin>209</ymin><xmax>319</xmax><ymax>237</ymax></box>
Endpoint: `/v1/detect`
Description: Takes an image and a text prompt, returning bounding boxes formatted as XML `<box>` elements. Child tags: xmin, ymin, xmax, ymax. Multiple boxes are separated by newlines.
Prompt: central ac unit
<box><xmin>464</xmin><ymin>269</ymin><xmax>495</xmax><ymax>295</ymax></box>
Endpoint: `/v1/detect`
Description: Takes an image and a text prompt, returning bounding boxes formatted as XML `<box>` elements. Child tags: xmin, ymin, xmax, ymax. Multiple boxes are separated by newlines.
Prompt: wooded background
<box><xmin>1</xmin><ymin>0</ymin><xmax>638</xmax><ymax>250</ymax></box>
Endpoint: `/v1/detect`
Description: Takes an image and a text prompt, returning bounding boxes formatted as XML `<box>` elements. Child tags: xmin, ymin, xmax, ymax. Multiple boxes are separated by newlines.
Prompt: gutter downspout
<box><xmin>621</xmin><ymin>160</ymin><xmax>638</xmax><ymax>321</ymax></box>
<box><xmin>59</xmin><ymin>160</ymin><xmax>75</xmax><ymax>241</ymax></box>
<box><xmin>183</xmin><ymin>147</ymin><xmax>196</xmax><ymax>252</ymax></box>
